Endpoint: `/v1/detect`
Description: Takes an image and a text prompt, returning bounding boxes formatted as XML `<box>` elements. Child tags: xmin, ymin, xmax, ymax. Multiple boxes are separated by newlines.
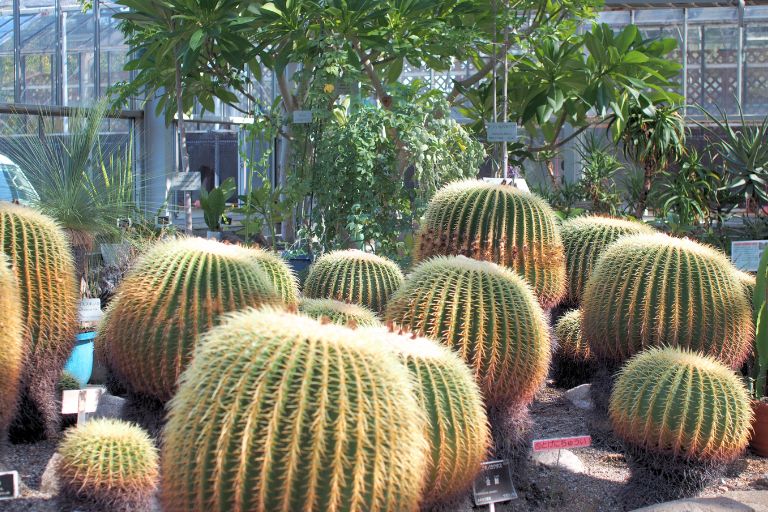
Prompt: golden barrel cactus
<box><xmin>247</xmin><ymin>247</ymin><xmax>300</xmax><ymax>305</ymax></box>
<box><xmin>0</xmin><ymin>253</ymin><xmax>23</xmax><ymax>438</ymax></box>
<box><xmin>298</xmin><ymin>298</ymin><xmax>381</xmax><ymax>327</ymax></box>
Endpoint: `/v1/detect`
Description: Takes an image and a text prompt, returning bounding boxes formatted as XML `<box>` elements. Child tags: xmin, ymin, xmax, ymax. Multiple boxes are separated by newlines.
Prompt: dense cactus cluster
<box><xmin>366</xmin><ymin>327</ymin><xmax>489</xmax><ymax>504</ymax></box>
<box><xmin>162</xmin><ymin>308</ymin><xmax>428</xmax><ymax>512</ymax></box>
<box><xmin>303</xmin><ymin>249</ymin><xmax>404</xmax><ymax>314</ymax></box>
<box><xmin>560</xmin><ymin>216</ymin><xmax>654</xmax><ymax>305</ymax></box>
<box><xmin>385</xmin><ymin>255</ymin><xmax>551</xmax><ymax>408</ymax></box>
<box><xmin>247</xmin><ymin>247</ymin><xmax>300</xmax><ymax>305</ymax></box>
<box><xmin>413</xmin><ymin>180</ymin><xmax>566</xmax><ymax>308</ymax></box>
<box><xmin>0</xmin><ymin>202</ymin><xmax>78</xmax><ymax>441</ymax></box>
<box><xmin>56</xmin><ymin>419</ymin><xmax>159</xmax><ymax>512</ymax></box>
<box><xmin>298</xmin><ymin>298</ymin><xmax>381</xmax><ymax>327</ymax></box>
<box><xmin>551</xmin><ymin>309</ymin><xmax>596</xmax><ymax>388</ymax></box>
<box><xmin>0</xmin><ymin>253</ymin><xmax>23</xmax><ymax>439</ymax></box>
<box><xmin>582</xmin><ymin>233</ymin><xmax>753</xmax><ymax>368</ymax></box>
<box><xmin>99</xmin><ymin>238</ymin><xmax>280</xmax><ymax>401</ymax></box>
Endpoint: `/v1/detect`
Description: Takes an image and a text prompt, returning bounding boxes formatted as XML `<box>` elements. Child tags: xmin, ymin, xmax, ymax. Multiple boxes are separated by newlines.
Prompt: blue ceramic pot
<box><xmin>64</xmin><ymin>331</ymin><xmax>96</xmax><ymax>388</ymax></box>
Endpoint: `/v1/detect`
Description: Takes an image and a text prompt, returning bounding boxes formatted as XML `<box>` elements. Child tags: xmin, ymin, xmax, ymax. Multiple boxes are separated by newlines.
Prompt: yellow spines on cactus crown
<box><xmin>57</xmin><ymin>418</ymin><xmax>159</xmax><ymax>507</ymax></box>
<box><xmin>100</xmin><ymin>237</ymin><xmax>281</xmax><ymax>401</ymax></box>
<box><xmin>582</xmin><ymin>233</ymin><xmax>754</xmax><ymax>368</ymax></box>
<box><xmin>304</xmin><ymin>249</ymin><xmax>405</xmax><ymax>315</ymax></box>
<box><xmin>554</xmin><ymin>309</ymin><xmax>591</xmax><ymax>363</ymax></box>
<box><xmin>609</xmin><ymin>347</ymin><xmax>752</xmax><ymax>462</ymax></box>
<box><xmin>364</xmin><ymin>327</ymin><xmax>490</xmax><ymax>504</ymax></box>
<box><xmin>0</xmin><ymin>253</ymin><xmax>23</xmax><ymax>435</ymax></box>
<box><xmin>560</xmin><ymin>215</ymin><xmax>654</xmax><ymax>305</ymax></box>
<box><xmin>298</xmin><ymin>298</ymin><xmax>381</xmax><ymax>327</ymax></box>
<box><xmin>161</xmin><ymin>307</ymin><xmax>428</xmax><ymax>512</ymax></box>
<box><xmin>413</xmin><ymin>179</ymin><xmax>566</xmax><ymax>308</ymax></box>
<box><xmin>247</xmin><ymin>247</ymin><xmax>300</xmax><ymax>305</ymax></box>
<box><xmin>385</xmin><ymin>255</ymin><xmax>551</xmax><ymax>407</ymax></box>
<box><xmin>733</xmin><ymin>269</ymin><xmax>755</xmax><ymax>305</ymax></box>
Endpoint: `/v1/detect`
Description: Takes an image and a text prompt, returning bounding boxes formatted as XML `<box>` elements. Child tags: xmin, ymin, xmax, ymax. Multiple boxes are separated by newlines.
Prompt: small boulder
<box><xmin>92</xmin><ymin>393</ymin><xmax>126</xmax><ymax>421</ymax></box>
<box><xmin>566</xmin><ymin>383</ymin><xmax>594</xmax><ymax>410</ymax></box>
<box><xmin>533</xmin><ymin>449</ymin><xmax>586</xmax><ymax>474</ymax></box>
<box><xmin>39</xmin><ymin>453</ymin><xmax>60</xmax><ymax>495</ymax></box>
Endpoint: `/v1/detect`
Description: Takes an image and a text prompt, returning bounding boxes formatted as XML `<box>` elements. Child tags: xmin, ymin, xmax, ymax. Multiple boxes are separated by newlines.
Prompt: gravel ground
<box><xmin>1</xmin><ymin>383</ymin><xmax>766</xmax><ymax>512</ymax></box>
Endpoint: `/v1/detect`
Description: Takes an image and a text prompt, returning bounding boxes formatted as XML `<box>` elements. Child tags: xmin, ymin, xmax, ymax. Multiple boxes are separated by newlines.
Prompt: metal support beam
<box><xmin>737</xmin><ymin>0</ymin><xmax>744</xmax><ymax>105</ymax></box>
<box><xmin>12</xmin><ymin>0</ymin><xmax>20</xmax><ymax>102</ymax></box>
<box><xmin>94</xmin><ymin>0</ymin><xmax>100</xmax><ymax>97</ymax></box>
<box><xmin>683</xmin><ymin>8</ymin><xmax>688</xmax><ymax>115</ymax></box>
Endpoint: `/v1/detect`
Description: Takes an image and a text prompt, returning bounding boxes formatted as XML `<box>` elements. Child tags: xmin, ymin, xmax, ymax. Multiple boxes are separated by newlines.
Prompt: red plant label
<box><xmin>532</xmin><ymin>435</ymin><xmax>592</xmax><ymax>452</ymax></box>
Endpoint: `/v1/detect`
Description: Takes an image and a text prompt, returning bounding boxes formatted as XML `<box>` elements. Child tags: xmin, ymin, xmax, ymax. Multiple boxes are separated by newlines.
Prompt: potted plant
<box><xmin>200</xmin><ymin>177</ymin><xmax>236</xmax><ymax>240</ymax></box>
<box><xmin>64</xmin><ymin>270</ymin><xmax>103</xmax><ymax>388</ymax></box>
<box><xmin>751</xmin><ymin>247</ymin><xmax>768</xmax><ymax>456</ymax></box>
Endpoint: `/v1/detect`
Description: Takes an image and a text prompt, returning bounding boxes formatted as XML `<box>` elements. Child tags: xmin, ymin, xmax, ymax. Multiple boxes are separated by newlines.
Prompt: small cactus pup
<box><xmin>99</xmin><ymin>237</ymin><xmax>280</xmax><ymax>404</ymax></box>
<box><xmin>582</xmin><ymin>233</ymin><xmax>753</xmax><ymax>370</ymax></box>
<box><xmin>0</xmin><ymin>202</ymin><xmax>78</xmax><ymax>442</ymax></box>
<box><xmin>560</xmin><ymin>215</ymin><xmax>654</xmax><ymax>306</ymax></box>
<box><xmin>298</xmin><ymin>297</ymin><xmax>381</xmax><ymax>327</ymax></box>
<box><xmin>551</xmin><ymin>309</ymin><xmax>596</xmax><ymax>388</ymax></box>
<box><xmin>414</xmin><ymin>179</ymin><xmax>566</xmax><ymax>308</ymax></box>
<box><xmin>56</xmin><ymin>418</ymin><xmax>159</xmax><ymax>512</ymax></box>
<box><xmin>246</xmin><ymin>247</ymin><xmax>300</xmax><ymax>305</ymax></box>
<box><xmin>365</xmin><ymin>327</ymin><xmax>490</xmax><ymax>506</ymax></box>
<box><xmin>303</xmin><ymin>249</ymin><xmax>404</xmax><ymax>315</ymax></box>
<box><xmin>0</xmin><ymin>253</ymin><xmax>23</xmax><ymax>442</ymax></box>
<box><xmin>162</xmin><ymin>307</ymin><xmax>428</xmax><ymax>512</ymax></box>
<box><xmin>610</xmin><ymin>347</ymin><xmax>752</xmax><ymax>506</ymax></box>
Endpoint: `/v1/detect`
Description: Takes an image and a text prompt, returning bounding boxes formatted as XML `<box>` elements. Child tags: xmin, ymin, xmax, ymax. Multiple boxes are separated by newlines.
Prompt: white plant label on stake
<box><xmin>168</xmin><ymin>172</ymin><xmax>201</xmax><ymax>191</ymax></box>
<box><xmin>293</xmin><ymin>110</ymin><xmax>313</xmax><ymax>124</ymax></box>
<box><xmin>731</xmin><ymin>240</ymin><xmax>768</xmax><ymax>272</ymax></box>
<box><xmin>486</xmin><ymin>122</ymin><xmax>518</xmax><ymax>142</ymax></box>
<box><xmin>0</xmin><ymin>471</ymin><xmax>19</xmax><ymax>500</ymax></box>
<box><xmin>62</xmin><ymin>388</ymin><xmax>104</xmax><ymax>425</ymax></box>
<box><xmin>472</xmin><ymin>459</ymin><xmax>517</xmax><ymax>510</ymax></box>
<box><xmin>78</xmin><ymin>298</ymin><xmax>103</xmax><ymax>323</ymax></box>
<box><xmin>532</xmin><ymin>435</ymin><xmax>592</xmax><ymax>470</ymax></box>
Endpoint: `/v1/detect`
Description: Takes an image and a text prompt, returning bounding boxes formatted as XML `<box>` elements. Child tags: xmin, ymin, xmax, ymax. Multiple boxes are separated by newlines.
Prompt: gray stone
<box><xmin>532</xmin><ymin>449</ymin><xmax>586</xmax><ymax>474</ymax></box>
<box><xmin>39</xmin><ymin>453</ymin><xmax>60</xmax><ymax>495</ymax></box>
<box><xmin>632</xmin><ymin>491</ymin><xmax>768</xmax><ymax>512</ymax></box>
<box><xmin>92</xmin><ymin>393</ymin><xmax>126</xmax><ymax>421</ymax></box>
<box><xmin>565</xmin><ymin>383</ymin><xmax>594</xmax><ymax>410</ymax></box>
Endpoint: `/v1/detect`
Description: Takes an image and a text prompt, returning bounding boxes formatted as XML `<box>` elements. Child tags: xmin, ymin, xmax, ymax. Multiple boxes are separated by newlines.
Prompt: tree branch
<box><xmin>351</xmin><ymin>36</ymin><xmax>386</xmax><ymax>100</ymax></box>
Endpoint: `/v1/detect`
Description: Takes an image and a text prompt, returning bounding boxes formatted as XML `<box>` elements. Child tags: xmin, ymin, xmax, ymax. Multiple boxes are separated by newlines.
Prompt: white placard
<box><xmin>731</xmin><ymin>240</ymin><xmax>768</xmax><ymax>272</ymax></box>
<box><xmin>168</xmin><ymin>172</ymin><xmax>201</xmax><ymax>191</ymax></box>
<box><xmin>78</xmin><ymin>298</ymin><xmax>103</xmax><ymax>323</ymax></box>
<box><xmin>486</xmin><ymin>122</ymin><xmax>518</xmax><ymax>142</ymax></box>
<box><xmin>61</xmin><ymin>388</ymin><xmax>103</xmax><ymax>415</ymax></box>
<box><xmin>293</xmin><ymin>110</ymin><xmax>313</xmax><ymax>124</ymax></box>
<box><xmin>482</xmin><ymin>177</ymin><xmax>529</xmax><ymax>193</ymax></box>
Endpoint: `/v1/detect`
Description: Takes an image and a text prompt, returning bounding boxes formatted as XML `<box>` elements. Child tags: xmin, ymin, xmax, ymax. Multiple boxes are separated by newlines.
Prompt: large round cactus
<box><xmin>100</xmin><ymin>237</ymin><xmax>280</xmax><ymax>401</ymax></box>
<box><xmin>162</xmin><ymin>307</ymin><xmax>427</xmax><ymax>512</ymax></box>
<box><xmin>560</xmin><ymin>216</ymin><xmax>654</xmax><ymax>305</ymax></box>
<box><xmin>247</xmin><ymin>247</ymin><xmax>300</xmax><ymax>305</ymax></box>
<box><xmin>0</xmin><ymin>254</ymin><xmax>23</xmax><ymax>438</ymax></box>
<box><xmin>0</xmin><ymin>202</ymin><xmax>78</xmax><ymax>441</ymax></box>
<box><xmin>414</xmin><ymin>180</ymin><xmax>566</xmax><ymax>308</ymax></box>
<box><xmin>385</xmin><ymin>256</ymin><xmax>551</xmax><ymax>407</ymax></box>
<box><xmin>551</xmin><ymin>309</ymin><xmax>596</xmax><ymax>388</ymax></box>
<box><xmin>582</xmin><ymin>234</ymin><xmax>753</xmax><ymax>369</ymax></box>
<box><xmin>57</xmin><ymin>418</ymin><xmax>159</xmax><ymax>512</ymax></box>
<box><xmin>303</xmin><ymin>249</ymin><xmax>404</xmax><ymax>314</ymax></box>
<box><xmin>734</xmin><ymin>269</ymin><xmax>755</xmax><ymax>306</ymax></box>
<box><xmin>298</xmin><ymin>298</ymin><xmax>381</xmax><ymax>327</ymax></box>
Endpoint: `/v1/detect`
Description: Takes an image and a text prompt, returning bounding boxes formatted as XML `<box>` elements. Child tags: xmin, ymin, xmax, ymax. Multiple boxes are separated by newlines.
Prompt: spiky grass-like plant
<box><xmin>100</xmin><ymin>237</ymin><xmax>280</xmax><ymax>401</ymax></box>
<box><xmin>610</xmin><ymin>347</ymin><xmax>752</xmax><ymax>504</ymax></box>
<box><xmin>303</xmin><ymin>249</ymin><xmax>404</xmax><ymax>315</ymax></box>
<box><xmin>161</xmin><ymin>307</ymin><xmax>428</xmax><ymax>512</ymax></box>
<box><xmin>560</xmin><ymin>216</ymin><xmax>654</xmax><ymax>305</ymax></box>
<box><xmin>414</xmin><ymin>180</ymin><xmax>566</xmax><ymax>308</ymax></box>
<box><xmin>551</xmin><ymin>309</ymin><xmax>596</xmax><ymax>388</ymax></box>
<box><xmin>0</xmin><ymin>253</ymin><xmax>23</xmax><ymax>440</ymax></box>
<box><xmin>298</xmin><ymin>298</ymin><xmax>381</xmax><ymax>327</ymax></box>
<box><xmin>0</xmin><ymin>202</ymin><xmax>78</xmax><ymax>442</ymax></box>
<box><xmin>582</xmin><ymin>233</ymin><xmax>753</xmax><ymax>369</ymax></box>
<box><xmin>57</xmin><ymin>419</ymin><xmax>159</xmax><ymax>512</ymax></box>
<box><xmin>247</xmin><ymin>247</ymin><xmax>300</xmax><ymax>305</ymax></box>
<box><xmin>366</xmin><ymin>327</ymin><xmax>490</xmax><ymax>504</ymax></box>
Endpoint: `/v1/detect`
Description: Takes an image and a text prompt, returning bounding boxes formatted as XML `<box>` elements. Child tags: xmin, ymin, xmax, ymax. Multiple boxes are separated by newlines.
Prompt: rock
<box><xmin>533</xmin><ymin>449</ymin><xmax>586</xmax><ymax>474</ymax></box>
<box><xmin>565</xmin><ymin>384</ymin><xmax>594</xmax><ymax>410</ymax></box>
<box><xmin>39</xmin><ymin>453</ymin><xmax>60</xmax><ymax>495</ymax></box>
<box><xmin>632</xmin><ymin>490</ymin><xmax>768</xmax><ymax>512</ymax></box>
<box><xmin>752</xmin><ymin>477</ymin><xmax>768</xmax><ymax>490</ymax></box>
<box><xmin>92</xmin><ymin>393</ymin><xmax>126</xmax><ymax>420</ymax></box>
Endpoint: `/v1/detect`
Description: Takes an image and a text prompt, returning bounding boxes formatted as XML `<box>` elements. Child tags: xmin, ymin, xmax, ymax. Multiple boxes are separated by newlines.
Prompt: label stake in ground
<box><xmin>0</xmin><ymin>471</ymin><xmax>19</xmax><ymax>500</ymax></box>
<box><xmin>472</xmin><ymin>459</ymin><xmax>517</xmax><ymax>510</ymax></box>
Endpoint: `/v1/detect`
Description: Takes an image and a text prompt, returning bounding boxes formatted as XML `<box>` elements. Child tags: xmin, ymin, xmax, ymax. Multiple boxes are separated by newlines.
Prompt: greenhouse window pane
<box><xmin>744</xmin><ymin>22</ymin><xmax>768</xmax><ymax>116</ymax></box>
<box><xmin>687</xmin><ymin>24</ymin><xmax>739</xmax><ymax>114</ymax></box>
<box><xmin>19</xmin><ymin>0</ymin><xmax>56</xmax><ymax>105</ymax></box>
<box><xmin>0</xmin><ymin>12</ymin><xmax>13</xmax><ymax>102</ymax></box>
<box><xmin>99</xmin><ymin>3</ymin><xmax>130</xmax><ymax>95</ymax></box>
<box><xmin>63</xmin><ymin>8</ymin><xmax>95</xmax><ymax>105</ymax></box>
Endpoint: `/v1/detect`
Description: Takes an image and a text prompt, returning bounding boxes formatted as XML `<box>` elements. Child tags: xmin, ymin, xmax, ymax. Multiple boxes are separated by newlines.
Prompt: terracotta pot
<box><xmin>751</xmin><ymin>399</ymin><xmax>768</xmax><ymax>457</ymax></box>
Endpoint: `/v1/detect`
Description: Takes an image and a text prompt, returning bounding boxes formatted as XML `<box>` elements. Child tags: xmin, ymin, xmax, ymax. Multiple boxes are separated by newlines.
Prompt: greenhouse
<box><xmin>0</xmin><ymin>1</ymin><xmax>766</xmax><ymax>511</ymax></box>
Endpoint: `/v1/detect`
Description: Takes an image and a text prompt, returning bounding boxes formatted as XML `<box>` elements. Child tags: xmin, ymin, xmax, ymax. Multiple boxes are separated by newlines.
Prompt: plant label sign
<box><xmin>731</xmin><ymin>240</ymin><xmax>768</xmax><ymax>272</ymax></box>
<box><xmin>62</xmin><ymin>388</ymin><xmax>104</xmax><ymax>425</ymax></box>
<box><xmin>472</xmin><ymin>459</ymin><xmax>517</xmax><ymax>508</ymax></box>
<box><xmin>78</xmin><ymin>298</ymin><xmax>103</xmax><ymax>323</ymax></box>
<box><xmin>532</xmin><ymin>435</ymin><xmax>592</xmax><ymax>452</ymax></box>
<box><xmin>486</xmin><ymin>122</ymin><xmax>518</xmax><ymax>142</ymax></box>
<box><xmin>0</xmin><ymin>471</ymin><xmax>19</xmax><ymax>500</ymax></box>
<box><xmin>293</xmin><ymin>110</ymin><xmax>313</xmax><ymax>124</ymax></box>
<box><xmin>168</xmin><ymin>172</ymin><xmax>201</xmax><ymax>191</ymax></box>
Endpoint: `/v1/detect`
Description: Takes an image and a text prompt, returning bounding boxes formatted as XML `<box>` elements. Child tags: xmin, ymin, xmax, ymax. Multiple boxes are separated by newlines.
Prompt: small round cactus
<box><xmin>57</xmin><ymin>371</ymin><xmax>82</xmax><ymax>393</ymax></box>
<box><xmin>365</xmin><ymin>327</ymin><xmax>490</xmax><ymax>504</ymax></box>
<box><xmin>303</xmin><ymin>249</ymin><xmax>404</xmax><ymax>314</ymax></box>
<box><xmin>247</xmin><ymin>247</ymin><xmax>300</xmax><ymax>305</ymax></box>
<box><xmin>298</xmin><ymin>298</ymin><xmax>381</xmax><ymax>327</ymax></box>
<box><xmin>162</xmin><ymin>307</ymin><xmax>427</xmax><ymax>512</ymax></box>
<box><xmin>582</xmin><ymin>234</ymin><xmax>753</xmax><ymax>369</ymax></box>
<box><xmin>385</xmin><ymin>255</ymin><xmax>551</xmax><ymax>408</ymax></box>
<box><xmin>560</xmin><ymin>216</ymin><xmax>654</xmax><ymax>305</ymax></box>
<box><xmin>56</xmin><ymin>418</ymin><xmax>159</xmax><ymax>512</ymax></box>
<box><xmin>551</xmin><ymin>309</ymin><xmax>596</xmax><ymax>388</ymax></box>
<box><xmin>414</xmin><ymin>180</ymin><xmax>566</xmax><ymax>308</ymax></box>
<box><xmin>100</xmin><ymin>237</ymin><xmax>281</xmax><ymax>401</ymax></box>
<box><xmin>0</xmin><ymin>254</ymin><xmax>23</xmax><ymax>438</ymax></box>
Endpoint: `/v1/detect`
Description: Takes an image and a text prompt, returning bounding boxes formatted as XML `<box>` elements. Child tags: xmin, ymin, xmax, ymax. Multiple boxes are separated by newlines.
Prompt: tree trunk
<box><xmin>634</xmin><ymin>163</ymin><xmax>654</xmax><ymax>219</ymax></box>
<box><xmin>175</xmin><ymin>58</ymin><xmax>193</xmax><ymax>233</ymax></box>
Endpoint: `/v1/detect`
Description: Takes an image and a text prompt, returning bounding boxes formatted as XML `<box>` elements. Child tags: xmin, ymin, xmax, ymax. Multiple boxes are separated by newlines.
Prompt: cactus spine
<box><xmin>303</xmin><ymin>249</ymin><xmax>404</xmax><ymax>315</ymax></box>
<box><xmin>100</xmin><ymin>237</ymin><xmax>280</xmax><ymax>401</ymax></box>
<box><xmin>0</xmin><ymin>202</ymin><xmax>78</xmax><ymax>441</ymax></box>
<box><xmin>161</xmin><ymin>307</ymin><xmax>428</xmax><ymax>512</ymax></box>
<box><xmin>560</xmin><ymin>216</ymin><xmax>654</xmax><ymax>305</ymax></box>
<box><xmin>298</xmin><ymin>298</ymin><xmax>381</xmax><ymax>327</ymax></box>
<box><xmin>385</xmin><ymin>256</ymin><xmax>551</xmax><ymax>408</ymax></box>
<box><xmin>366</xmin><ymin>328</ymin><xmax>490</xmax><ymax>504</ymax></box>
<box><xmin>582</xmin><ymin>234</ymin><xmax>753</xmax><ymax>368</ymax></box>
<box><xmin>0</xmin><ymin>253</ymin><xmax>23</xmax><ymax>438</ymax></box>
<box><xmin>414</xmin><ymin>180</ymin><xmax>566</xmax><ymax>308</ymax></box>
<box><xmin>57</xmin><ymin>418</ymin><xmax>159</xmax><ymax>512</ymax></box>
<box><xmin>247</xmin><ymin>247</ymin><xmax>300</xmax><ymax>305</ymax></box>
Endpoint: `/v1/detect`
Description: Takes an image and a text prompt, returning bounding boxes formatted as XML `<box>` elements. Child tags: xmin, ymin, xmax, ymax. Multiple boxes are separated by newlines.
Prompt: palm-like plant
<box><xmin>656</xmin><ymin>149</ymin><xmax>720</xmax><ymax>229</ymax></box>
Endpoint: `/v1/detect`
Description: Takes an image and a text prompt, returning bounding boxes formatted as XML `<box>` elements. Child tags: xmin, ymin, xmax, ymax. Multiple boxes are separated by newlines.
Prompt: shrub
<box><xmin>298</xmin><ymin>298</ymin><xmax>381</xmax><ymax>327</ymax></box>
